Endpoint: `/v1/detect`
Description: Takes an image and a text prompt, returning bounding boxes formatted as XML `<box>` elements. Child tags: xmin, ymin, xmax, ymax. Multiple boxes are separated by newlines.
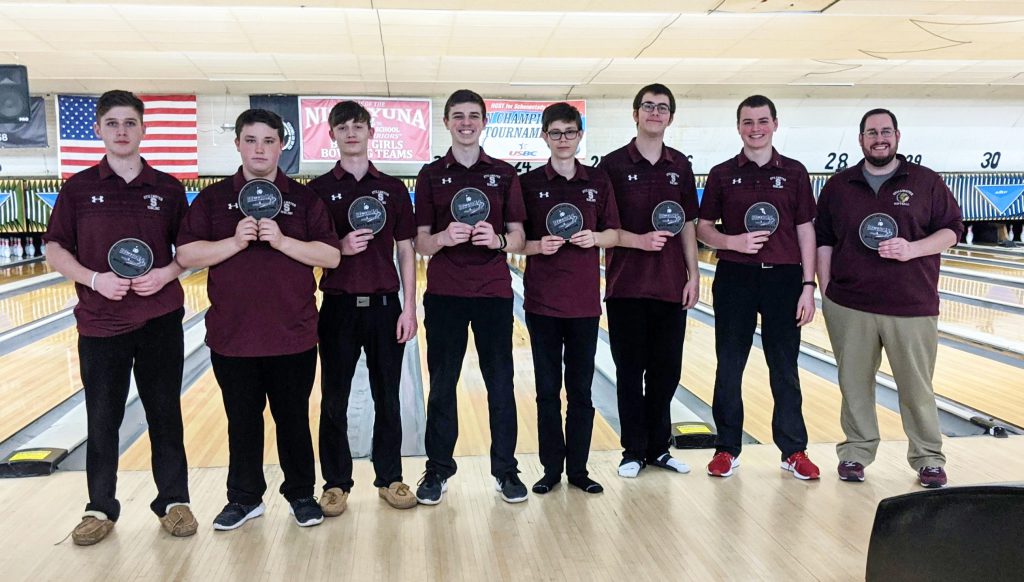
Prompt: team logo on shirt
<box><xmin>484</xmin><ymin>174</ymin><xmax>501</xmax><ymax>187</ymax></box>
<box><xmin>770</xmin><ymin>176</ymin><xmax>787</xmax><ymax>189</ymax></box>
<box><xmin>666</xmin><ymin>172</ymin><xmax>679</xmax><ymax>185</ymax></box>
<box><xmin>91</xmin><ymin>196</ymin><xmax>105</xmax><ymax>204</ymax></box>
<box><xmin>331</xmin><ymin>193</ymin><xmax>343</xmax><ymax>201</ymax></box>
<box><xmin>893</xmin><ymin>189</ymin><xmax>913</xmax><ymax>206</ymax></box>
<box><xmin>280</xmin><ymin>201</ymin><xmax>296</xmax><ymax>216</ymax></box>
<box><xmin>538</xmin><ymin>191</ymin><xmax>550</xmax><ymax>199</ymax></box>
<box><xmin>582</xmin><ymin>189</ymin><xmax>598</xmax><ymax>203</ymax></box>
<box><xmin>144</xmin><ymin>194</ymin><xmax>163</xmax><ymax>211</ymax></box>
<box><xmin>373</xmin><ymin>189</ymin><xmax>390</xmax><ymax>204</ymax></box>
<box><xmin>732</xmin><ymin>178</ymin><xmax>742</xmax><ymax>185</ymax></box>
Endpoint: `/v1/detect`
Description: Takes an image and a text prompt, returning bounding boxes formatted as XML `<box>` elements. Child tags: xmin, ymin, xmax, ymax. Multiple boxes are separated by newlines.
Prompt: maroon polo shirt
<box><xmin>700</xmin><ymin>148</ymin><xmax>815</xmax><ymax>265</ymax></box>
<box><xmin>599</xmin><ymin>138</ymin><xmax>699</xmax><ymax>303</ymax></box>
<box><xmin>43</xmin><ymin>157</ymin><xmax>186</xmax><ymax>337</ymax></box>
<box><xmin>177</xmin><ymin>168</ymin><xmax>339</xmax><ymax>357</ymax></box>
<box><xmin>414</xmin><ymin>148</ymin><xmax>527</xmax><ymax>298</ymax></box>
<box><xmin>816</xmin><ymin>156</ymin><xmax>964</xmax><ymax>317</ymax></box>
<box><xmin>521</xmin><ymin>161</ymin><xmax>621</xmax><ymax>318</ymax></box>
<box><xmin>307</xmin><ymin>161</ymin><xmax>416</xmax><ymax>295</ymax></box>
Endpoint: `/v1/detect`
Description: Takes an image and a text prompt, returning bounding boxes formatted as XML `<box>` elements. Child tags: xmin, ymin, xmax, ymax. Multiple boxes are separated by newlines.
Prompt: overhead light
<box><xmin>509</xmin><ymin>81</ymin><xmax>582</xmax><ymax>86</ymax></box>
<box><xmin>208</xmin><ymin>75</ymin><xmax>287</xmax><ymax>82</ymax></box>
<box><xmin>787</xmin><ymin>82</ymin><xmax>855</xmax><ymax>87</ymax></box>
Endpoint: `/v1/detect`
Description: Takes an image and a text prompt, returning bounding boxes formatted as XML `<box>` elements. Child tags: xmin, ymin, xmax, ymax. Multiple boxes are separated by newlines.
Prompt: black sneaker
<box><xmin>213</xmin><ymin>502</ymin><xmax>265</xmax><ymax>531</ymax></box>
<box><xmin>288</xmin><ymin>497</ymin><xmax>324</xmax><ymax>527</ymax></box>
<box><xmin>415</xmin><ymin>471</ymin><xmax>447</xmax><ymax>505</ymax></box>
<box><xmin>495</xmin><ymin>472</ymin><xmax>528</xmax><ymax>503</ymax></box>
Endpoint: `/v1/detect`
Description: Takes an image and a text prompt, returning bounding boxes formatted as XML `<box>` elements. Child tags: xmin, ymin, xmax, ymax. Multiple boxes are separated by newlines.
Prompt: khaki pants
<box><xmin>822</xmin><ymin>297</ymin><xmax>945</xmax><ymax>470</ymax></box>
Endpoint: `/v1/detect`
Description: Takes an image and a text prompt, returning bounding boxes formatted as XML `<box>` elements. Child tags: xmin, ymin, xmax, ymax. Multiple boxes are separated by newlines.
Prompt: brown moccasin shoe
<box><xmin>320</xmin><ymin>487</ymin><xmax>349</xmax><ymax>517</ymax></box>
<box><xmin>378</xmin><ymin>482</ymin><xmax>417</xmax><ymax>509</ymax></box>
<box><xmin>160</xmin><ymin>504</ymin><xmax>198</xmax><ymax>537</ymax></box>
<box><xmin>72</xmin><ymin>513</ymin><xmax>114</xmax><ymax>546</ymax></box>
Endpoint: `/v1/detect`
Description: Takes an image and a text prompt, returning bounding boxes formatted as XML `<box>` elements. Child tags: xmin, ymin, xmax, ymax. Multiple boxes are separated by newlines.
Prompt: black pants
<box><xmin>711</xmin><ymin>260</ymin><xmax>808</xmax><ymax>459</ymax></box>
<box><xmin>525</xmin><ymin>312</ymin><xmax>598</xmax><ymax>479</ymax></box>
<box><xmin>423</xmin><ymin>294</ymin><xmax>517</xmax><ymax>479</ymax></box>
<box><xmin>78</xmin><ymin>307</ymin><xmax>187</xmax><ymax>521</ymax></box>
<box><xmin>210</xmin><ymin>348</ymin><xmax>317</xmax><ymax>505</ymax></box>
<box><xmin>318</xmin><ymin>293</ymin><xmax>404</xmax><ymax>491</ymax></box>
<box><xmin>606</xmin><ymin>298</ymin><xmax>686</xmax><ymax>463</ymax></box>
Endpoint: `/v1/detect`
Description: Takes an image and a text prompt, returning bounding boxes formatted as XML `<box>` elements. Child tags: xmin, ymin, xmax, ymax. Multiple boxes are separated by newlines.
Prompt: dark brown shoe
<box><xmin>71</xmin><ymin>514</ymin><xmax>114</xmax><ymax>546</ymax></box>
<box><xmin>160</xmin><ymin>504</ymin><xmax>198</xmax><ymax>537</ymax></box>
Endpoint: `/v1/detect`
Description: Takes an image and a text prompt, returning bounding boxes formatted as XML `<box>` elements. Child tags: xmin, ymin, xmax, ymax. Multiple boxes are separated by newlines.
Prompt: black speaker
<box><xmin>0</xmin><ymin>65</ymin><xmax>31</xmax><ymax>123</ymax></box>
<box><xmin>866</xmin><ymin>484</ymin><xmax>1024</xmax><ymax>581</ymax></box>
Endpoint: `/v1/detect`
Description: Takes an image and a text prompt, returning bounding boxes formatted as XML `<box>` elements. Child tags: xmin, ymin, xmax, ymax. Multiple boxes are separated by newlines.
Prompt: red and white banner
<box><xmin>299</xmin><ymin>97</ymin><xmax>432</xmax><ymax>164</ymax></box>
<box><xmin>482</xmin><ymin>99</ymin><xmax>587</xmax><ymax>162</ymax></box>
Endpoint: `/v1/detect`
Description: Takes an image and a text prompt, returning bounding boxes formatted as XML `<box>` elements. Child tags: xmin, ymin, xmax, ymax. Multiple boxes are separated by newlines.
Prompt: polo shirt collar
<box><xmin>737</xmin><ymin>147</ymin><xmax>783</xmax><ymax>168</ymax></box>
<box><xmin>97</xmin><ymin>156</ymin><xmax>158</xmax><ymax>186</ymax></box>
<box><xmin>231</xmin><ymin>166</ymin><xmax>291</xmax><ymax>194</ymax></box>
<box><xmin>443</xmin><ymin>147</ymin><xmax>494</xmax><ymax>168</ymax></box>
<box><xmin>331</xmin><ymin>160</ymin><xmax>381</xmax><ymax>181</ymax></box>
<box><xmin>626</xmin><ymin>137</ymin><xmax>676</xmax><ymax>165</ymax></box>
<box><xmin>543</xmin><ymin>159</ymin><xmax>590</xmax><ymax>182</ymax></box>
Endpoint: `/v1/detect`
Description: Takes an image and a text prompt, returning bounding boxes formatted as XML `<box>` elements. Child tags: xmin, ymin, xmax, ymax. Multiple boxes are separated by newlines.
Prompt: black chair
<box><xmin>866</xmin><ymin>484</ymin><xmax>1024</xmax><ymax>582</ymax></box>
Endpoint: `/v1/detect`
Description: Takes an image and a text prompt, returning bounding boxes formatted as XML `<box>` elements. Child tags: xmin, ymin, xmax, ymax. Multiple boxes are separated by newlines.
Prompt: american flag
<box><xmin>57</xmin><ymin>94</ymin><xmax>198</xmax><ymax>179</ymax></box>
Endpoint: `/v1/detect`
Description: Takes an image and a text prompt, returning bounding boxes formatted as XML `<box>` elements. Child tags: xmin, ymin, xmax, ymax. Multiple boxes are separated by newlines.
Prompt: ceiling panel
<box><xmin>3</xmin><ymin>1</ymin><xmax>1024</xmax><ymax>97</ymax></box>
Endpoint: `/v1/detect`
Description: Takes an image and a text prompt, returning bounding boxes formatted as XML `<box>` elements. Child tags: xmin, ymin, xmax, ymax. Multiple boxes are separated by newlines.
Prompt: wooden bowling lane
<box><xmin>796</xmin><ymin>307</ymin><xmax>1024</xmax><ymax>429</ymax></box>
<box><xmin>939</xmin><ymin>275</ymin><xmax>1024</xmax><ymax>307</ymax></box>
<box><xmin>0</xmin><ymin>259</ymin><xmax>51</xmax><ymax>284</ymax></box>
<box><xmin>689</xmin><ymin>267</ymin><xmax>1024</xmax><ymax>429</ymax></box>
<box><xmin>942</xmin><ymin>257</ymin><xmax>1024</xmax><ymax>278</ymax></box>
<box><xmin>0</xmin><ymin>270</ymin><xmax>211</xmax><ymax>444</ymax></box>
<box><xmin>124</xmin><ymin>258</ymin><xmax>618</xmax><ymax>471</ymax></box>
<box><xmin>947</xmin><ymin>247</ymin><xmax>1024</xmax><ymax>265</ymax></box>
<box><xmin>0</xmin><ymin>279</ymin><xmax>77</xmax><ymax>333</ymax></box>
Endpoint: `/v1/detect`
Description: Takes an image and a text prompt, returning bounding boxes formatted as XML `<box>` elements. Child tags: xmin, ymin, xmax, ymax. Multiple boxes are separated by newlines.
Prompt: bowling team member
<box><xmin>176</xmin><ymin>109</ymin><xmax>341</xmax><ymax>528</ymax></box>
<box><xmin>520</xmin><ymin>102</ymin><xmax>620</xmax><ymax>495</ymax></box>
<box><xmin>816</xmin><ymin>109</ymin><xmax>963</xmax><ymax>488</ymax></box>
<box><xmin>599</xmin><ymin>84</ymin><xmax>700</xmax><ymax>478</ymax></box>
<box><xmin>307</xmin><ymin>101</ymin><xmax>418</xmax><ymax>514</ymax></box>
<box><xmin>697</xmin><ymin>95</ymin><xmax>820</xmax><ymax>480</ymax></box>
<box><xmin>45</xmin><ymin>90</ymin><xmax>195</xmax><ymax>545</ymax></box>
<box><xmin>413</xmin><ymin>89</ymin><xmax>528</xmax><ymax>505</ymax></box>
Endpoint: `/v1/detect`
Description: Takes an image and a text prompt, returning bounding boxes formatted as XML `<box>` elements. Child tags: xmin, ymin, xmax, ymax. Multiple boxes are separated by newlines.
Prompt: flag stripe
<box><xmin>58</xmin><ymin>94</ymin><xmax>198</xmax><ymax>179</ymax></box>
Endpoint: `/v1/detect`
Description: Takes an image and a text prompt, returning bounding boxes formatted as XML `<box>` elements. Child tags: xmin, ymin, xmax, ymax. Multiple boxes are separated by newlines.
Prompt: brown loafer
<box><xmin>160</xmin><ymin>504</ymin><xmax>198</xmax><ymax>537</ymax></box>
<box><xmin>320</xmin><ymin>487</ymin><xmax>349</xmax><ymax>517</ymax></box>
<box><xmin>72</xmin><ymin>514</ymin><xmax>115</xmax><ymax>546</ymax></box>
<box><xmin>378</xmin><ymin>482</ymin><xmax>417</xmax><ymax>510</ymax></box>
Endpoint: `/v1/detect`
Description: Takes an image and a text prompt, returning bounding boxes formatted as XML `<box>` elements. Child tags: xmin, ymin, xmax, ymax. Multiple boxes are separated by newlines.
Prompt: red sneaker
<box><xmin>781</xmin><ymin>451</ymin><xmax>820</xmax><ymax>480</ymax></box>
<box><xmin>707</xmin><ymin>451</ymin><xmax>739</xmax><ymax>477</ymax></box>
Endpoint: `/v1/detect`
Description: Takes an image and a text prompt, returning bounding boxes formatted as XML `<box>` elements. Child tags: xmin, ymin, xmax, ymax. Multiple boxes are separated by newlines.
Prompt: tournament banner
<box><xmin>249</xmin><ymin>95</ymin><xmax>300</xmax><ymax>175</ymax></box>
<box><xmin>0</xmin><ymin>97</ymin><xmax>47</xmax><ymax>149</ymax></box>
<box><xmin>482</xmin><ymin>99</ymin><xmax>587</xmax><ymax>162</ymax></box>
<box><xmin>299</xmin><ymin>97</ymin><xmax>431</xmax><ymax>164</ymax></box>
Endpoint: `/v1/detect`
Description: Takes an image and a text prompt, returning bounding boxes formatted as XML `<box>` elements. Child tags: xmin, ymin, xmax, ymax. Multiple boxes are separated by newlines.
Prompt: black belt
<box><xmin>328</xmin><ymin>292</ymin><xmax>399</xmax><ymax>307</ymax></box>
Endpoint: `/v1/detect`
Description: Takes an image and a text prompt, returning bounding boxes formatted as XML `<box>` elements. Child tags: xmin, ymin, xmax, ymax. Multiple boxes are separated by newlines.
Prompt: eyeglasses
<box><xmin>639</xmin><ymin>102</ymin><xmax>672</xmax><ymax>114</ymax></box>
<box><xmin>545</xmin><ymin>129</ymin><xmax>580</xmax><ymax>141</ymax></box>
<box><xmin>862</xmin><ymin>128</ymin><xmax>895</xmax><ymax>139</ymax></box>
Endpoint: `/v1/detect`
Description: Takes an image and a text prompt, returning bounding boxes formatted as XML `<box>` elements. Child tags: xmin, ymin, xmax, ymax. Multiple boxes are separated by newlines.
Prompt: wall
<box><xmin>3</xmin><ymin>87</ymin><xmax>1024</xmax><ymax>177</ymax></box>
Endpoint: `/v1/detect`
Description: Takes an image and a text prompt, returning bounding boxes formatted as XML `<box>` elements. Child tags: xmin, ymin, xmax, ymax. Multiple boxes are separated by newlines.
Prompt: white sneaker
<box><xmin>651</xmin><ymin>453</ymin><xmax>691</xmax><ymax>474</ymax></box>
<box><xmin>618</xmin><ymin>460</ymin><xmax>642</xmax><ymax>478</ymax></box>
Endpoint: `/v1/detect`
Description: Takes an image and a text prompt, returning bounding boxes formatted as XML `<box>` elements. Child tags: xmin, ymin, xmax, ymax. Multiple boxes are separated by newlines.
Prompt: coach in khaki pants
<box><xmin>815</xmin><ymin>108</ymin><xmax>963</xmax><ymax>489</ymax></box>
